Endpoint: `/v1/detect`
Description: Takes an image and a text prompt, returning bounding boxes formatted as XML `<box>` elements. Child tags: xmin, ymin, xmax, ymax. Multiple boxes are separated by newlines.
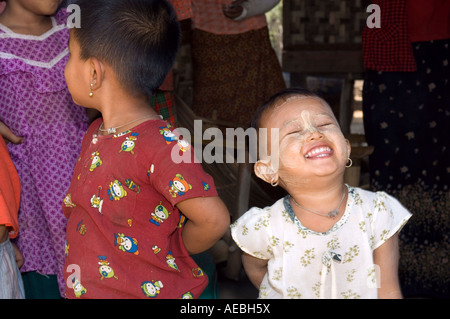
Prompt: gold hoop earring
<box><xmin>270</xmin><ymin>177</ymin><xmax>279</xmax><ymax>187</ymax></box>
<box><xmin>89</xmin><ymin>83</ymin><xmax>94</xmax><ymax>97</ymax></box>
<box><xmin>346</xmin><ymin>158</ymin><xmax>353</xmax><ymax>168</ymax></box>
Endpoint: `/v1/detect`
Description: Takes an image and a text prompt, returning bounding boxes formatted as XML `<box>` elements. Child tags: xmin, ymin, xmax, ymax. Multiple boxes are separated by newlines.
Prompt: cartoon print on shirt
<box><xmin>159</xmin><ymin>125</ymin><xmax>177</xmax><ymax>144</ymax></box>
<box><xmin>178</xmin><ymin>214</ymin><xmax>186</xmax><ymax>228</ymax></box>
<box><xmin>114</xmin><ymin>233</ymin><xmax>139</xmax><ymax>255</ymax></box>
<box><xmin>166</xmin><ymin>251</ymin><xmax>180</xmax><ymax>272</ymax></box>
<box><xmin>152</xmin><ymin>245</ymin><xmax>161</xmax><ymax>254</ymax></box>
<box><xmin>147</xmin><ymin>164</ymin><xmax>155</xmax><ymax>179</ymax></box>
<box><xmin>192</xmin><ymin>267</ymin><xmax>205</xmax><ymax>278</ymax></box>
<box><xmin>150</xmin><ymin>201</ymin><xmax>171</xmax><ymax>226</ymax></box>
<box><xmin>65</xmin><ymin>240</ymin><xmax>69</xmax><ymax>257</ymax></box>
<box><xmin>107</xmin><ymin>180</ymin><xmax>127</xmax><ymax>201</ymax></box>
<box><xmin>169</xmin><ymin>174</ymin><xmax>192</xmax><ymax>198</ymax></box>
<box><xmin>181</xmin><ymin>291</ymin><xmax>194</xmax><ymax>299</ymax></box>
<box><xmin>202</xmin><ymin>181</ymin><xmax>210</xmax><ymax>191</ymax></box>
<box><xmin>119</xmin><ymin>132</ymin><xmax>139</xmax><ymax>154</ymax></box>
<box><xmin>90</xmin><ymin>151</ymin><xmax>102</xmax><ymax>171</ymax></box>
<box><xmin>141</xmin><ymin>280</ymin><xmax>163</xmax><ymax>298</ymax></box>
<box><xmin>177</xmin><ymin>139</ymin><xmax>191</xmax><ymax>152</ymax></box>
<box><xmin>125</xmin><ymin>179</ymin><xmax>141</xmax><ymax>193</ymax></box>
<box><xmin>63</xmin><ymin>194</ymin><xmax>76</xmax><ymax>208</ymax></box>
<box><xmin>90</xmin><ymin>186</ymin><xmax>103</xmax><ymax>214</ymax></box>
<box><xmin>76</xmin><ymin>220</ymin><xmax>87</xmax><ymax>236</ymax></box>
<box><xmin>98</xmin><ymin>256</ymin><xmax>118</xmax><ymax>280</ymax></box>
<box><xmin>71</xmin><ymin>276</ymin><xmax>87</xmax><ymax>298</ymax></box>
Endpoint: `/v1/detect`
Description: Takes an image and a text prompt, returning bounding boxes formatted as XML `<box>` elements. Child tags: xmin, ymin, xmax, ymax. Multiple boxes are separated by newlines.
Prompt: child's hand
<box><xmin>0</xmin><ymin>121</ymin><xmax>23</xmax><ymax>144</ymax></box>
<box><xmin>222</xmin><ymin>0</ymin><xmax>247</xmax><ymax>19</ymax></box>
<box><xmin>12</xmin><ymin>242</ymin><xmax>24</xmax><ymax>269</ymax></box>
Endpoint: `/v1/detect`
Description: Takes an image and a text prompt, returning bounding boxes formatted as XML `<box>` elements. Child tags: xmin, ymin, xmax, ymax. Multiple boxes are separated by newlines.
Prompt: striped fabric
<box><xmin>0</xmin><ymin>239</ymin><xmax>24</xmax><ymax>299</ymax></box>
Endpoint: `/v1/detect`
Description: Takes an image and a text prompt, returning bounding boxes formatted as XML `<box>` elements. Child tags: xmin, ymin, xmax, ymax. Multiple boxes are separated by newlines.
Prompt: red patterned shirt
<box><xmin>362</xmin><ymin>0</ymin><xmax>417</xmax><ymax>72</ymax></box>
<box><xmin>63</xmin><ymin>118</ymin><xmax>218</xmax><ymax>299</ymax></box>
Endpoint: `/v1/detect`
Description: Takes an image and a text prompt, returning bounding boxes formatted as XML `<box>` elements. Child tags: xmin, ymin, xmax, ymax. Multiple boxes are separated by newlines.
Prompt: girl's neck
<box><xmin>288</xmin><ymin>180</ymin><xmax>345</xmax><ymax>211</ymax></box>
<box><xmin>0</xmin><ymin>5</ymin><xmax>53</xmax><ymax>36</ymax></box>
<box><xmin>287</xmin><ymin>180</ymin><xmax>348</xmax><ymax>233</ymax></box>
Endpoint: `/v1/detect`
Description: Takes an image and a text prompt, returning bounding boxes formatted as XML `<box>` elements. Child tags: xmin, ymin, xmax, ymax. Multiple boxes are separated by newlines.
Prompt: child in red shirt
<box><xmin>62</xmin><ymin>0</ymin><xmax>230</xmax><ymax>299</ymax></box>
<box><xmin>0</xmin><ymin>137</ymin><xmax>24</xmax><ymax>298</ymax></box>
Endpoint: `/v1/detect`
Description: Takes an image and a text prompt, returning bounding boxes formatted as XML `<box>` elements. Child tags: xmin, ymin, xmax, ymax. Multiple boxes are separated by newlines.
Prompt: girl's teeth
<box><xmin>305</xmin><ymin>147</ymin><xmax>331</xmax><ymax>158</ymax></box>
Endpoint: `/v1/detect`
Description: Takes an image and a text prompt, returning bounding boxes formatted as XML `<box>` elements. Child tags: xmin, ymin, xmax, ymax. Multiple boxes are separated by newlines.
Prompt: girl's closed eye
<box><xmin>287</xmin><ymin>127</ymin><xmax>304</xmax><ymax>136</ymax></box>
<box><xmin>287</xmin><ymin>122</ymin><xmax>332</xmax><ymax>135</ymax></box>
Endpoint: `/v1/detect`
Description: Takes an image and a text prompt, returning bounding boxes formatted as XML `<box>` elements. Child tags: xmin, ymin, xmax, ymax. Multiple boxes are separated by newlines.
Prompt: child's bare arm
<box><xmin>176</xmin><ymin>196</ymin><xmax>230</xmax><ymax>255</ymax></box>
<box><xmin>373</xmin><ymin>233</ymin><xmax>403</xmax><ymax>299</ymax></box>
<box><xmin>242</xmin><ymin>252</ymin><xmax>268</xmax><ymax>289</ymax></box>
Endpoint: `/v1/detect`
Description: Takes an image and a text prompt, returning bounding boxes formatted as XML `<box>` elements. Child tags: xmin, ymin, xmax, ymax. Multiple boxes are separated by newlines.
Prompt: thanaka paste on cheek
<box><xmin>278</xmin><ymin>110</ymin><xmax>315</xmax><ymax>170</ymax></box>
<box><xmin>277</xmin><ymin>110</ymin><xmax>349</xmax><ymax>187</ymax></box>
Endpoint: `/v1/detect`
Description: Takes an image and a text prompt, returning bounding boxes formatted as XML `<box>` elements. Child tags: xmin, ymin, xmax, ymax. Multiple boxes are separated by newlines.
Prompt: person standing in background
<box><xmin>0</xmin><ymin>0</ymin><xmax>90</xmax><ymax>298</ymax></box>
<box><xmin>362</xmin><ymin>0</ymin><xmax>450</xmax><ymax>298</ymax></box>
<box><xmin>190</xmin><ymin>0</ymin><xmax>285</xmax><ymax>127</ymax></box>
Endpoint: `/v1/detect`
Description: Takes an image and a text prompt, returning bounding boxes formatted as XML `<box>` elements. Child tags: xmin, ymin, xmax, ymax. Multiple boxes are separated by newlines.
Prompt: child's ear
<box><xmin>89</xmin><ymin>57</ymin><xmax>104</xmax><ymax>90</ymax></box>
<box><xmin>345</xmin><ymin>139</ymin><xmax>352</xmax><ymax>158</ymax></box>
<box><xmin>254</xmin><ymin>160</ymin><xmax>279</xmax><ymax>185</ymax></box>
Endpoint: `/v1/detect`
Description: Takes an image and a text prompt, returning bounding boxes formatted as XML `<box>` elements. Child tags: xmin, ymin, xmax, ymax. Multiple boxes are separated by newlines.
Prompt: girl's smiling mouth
<box><xmin>304</xmin><ymin>145</ymin><xmax>334</xmax><ymax>159</ymax></box>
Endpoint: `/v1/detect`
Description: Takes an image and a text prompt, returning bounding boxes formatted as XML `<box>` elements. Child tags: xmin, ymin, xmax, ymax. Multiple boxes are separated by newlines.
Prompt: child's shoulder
<box><xmin>134</xmin><ymin>119</ymin><xmax>181</xmax><ymax>147</ymax></box>
<box><xmin>249</xmin><ymin>197</ymin><xmax>285</xmax><ymax>214</ymax></box>
<box><xmin>348</xmin><ymin>185</ymin><xmax>411</xmax><ymax>226</ymax></box>
<box><xmin>348</xmin><ymin>185</ymin><xmax>399</xmax><ymax>206</ymax></box>
<box><xmin>236</xmin><ymin>197</ymin><xmax>286</xmax><ymax>224</ymax></box>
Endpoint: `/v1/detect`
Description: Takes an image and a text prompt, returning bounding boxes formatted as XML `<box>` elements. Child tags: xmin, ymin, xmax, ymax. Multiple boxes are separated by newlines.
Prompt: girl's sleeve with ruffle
<box><xmin>231</xmin><ymin>207</ymin><xmax>273</xmax><ymax>260</ymax></box>
<box><xmin>371</xmin><ymin>192</ymin><xmax>412</xmax><ymax>250</ymax></box>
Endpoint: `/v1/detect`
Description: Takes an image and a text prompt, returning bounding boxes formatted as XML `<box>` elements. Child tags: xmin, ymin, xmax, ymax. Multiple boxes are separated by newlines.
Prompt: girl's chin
<box><xmin>280</xmin><ymin>163</ymin><xmax>344</xmax><ymax>181</ymax></box>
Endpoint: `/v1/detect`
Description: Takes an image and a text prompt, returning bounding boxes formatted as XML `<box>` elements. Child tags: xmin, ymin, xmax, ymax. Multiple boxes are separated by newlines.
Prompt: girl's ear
<box><xmin>345</xmin><ymin>139</ymin><xmax>352</xmax><ymax>158</ymax></box>
<box><xmin>254</xmin><ymin>160</ymin><xmax>279</xmax><ymax>185</ymax></box>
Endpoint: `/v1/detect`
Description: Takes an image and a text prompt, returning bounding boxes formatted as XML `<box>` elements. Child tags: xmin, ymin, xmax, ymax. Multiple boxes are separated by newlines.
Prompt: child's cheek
<box><xmin>327</xmin><ymin>128</ymin><xmax>349</xmax><ymax>162</ymax></box>
<box><xmin>278</xmin><ymin>135</ymin><xmax>305</xmax><ymax>170</ymax></box>
<box><xmin>276</xmin><ymin>136</ymin><xmax>313</xmax><ymax>187</ymax></box>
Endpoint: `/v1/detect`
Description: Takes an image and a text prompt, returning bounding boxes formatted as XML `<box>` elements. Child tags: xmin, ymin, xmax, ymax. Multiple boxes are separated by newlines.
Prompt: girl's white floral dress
<box><xmin>231</xmin><ymin>185</ymin><xmax>411</xmax><ymax>299</ymax></box>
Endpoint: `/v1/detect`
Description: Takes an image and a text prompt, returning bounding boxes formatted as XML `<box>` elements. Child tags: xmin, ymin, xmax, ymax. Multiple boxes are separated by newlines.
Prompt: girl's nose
<box><xmin>306</xmin><ymin>130</ymin><xmax>324</xmax><ymax>141</ymax></box>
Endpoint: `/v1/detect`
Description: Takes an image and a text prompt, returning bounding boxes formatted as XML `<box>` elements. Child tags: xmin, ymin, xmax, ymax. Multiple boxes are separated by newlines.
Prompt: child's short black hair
<box><xmin>72</xmin><ymin>0</ymin><xmax>180</xmax><ymax>99</ymax></box>
<box><xmin>251</xmin><ymin>87</ymin><xmax>321</xmax><ymax>130</ymax></box>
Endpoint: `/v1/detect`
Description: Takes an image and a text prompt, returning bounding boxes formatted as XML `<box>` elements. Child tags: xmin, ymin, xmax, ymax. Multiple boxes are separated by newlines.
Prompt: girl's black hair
<box><xmin>251</xmin><ymin>87</ymin><xmax>321</xmax><ymax>130</ymax></box>
<box><xmin>72</xmin><ymin>0</ymin><xmax>180</xmax><ymax>100</ymax></box>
